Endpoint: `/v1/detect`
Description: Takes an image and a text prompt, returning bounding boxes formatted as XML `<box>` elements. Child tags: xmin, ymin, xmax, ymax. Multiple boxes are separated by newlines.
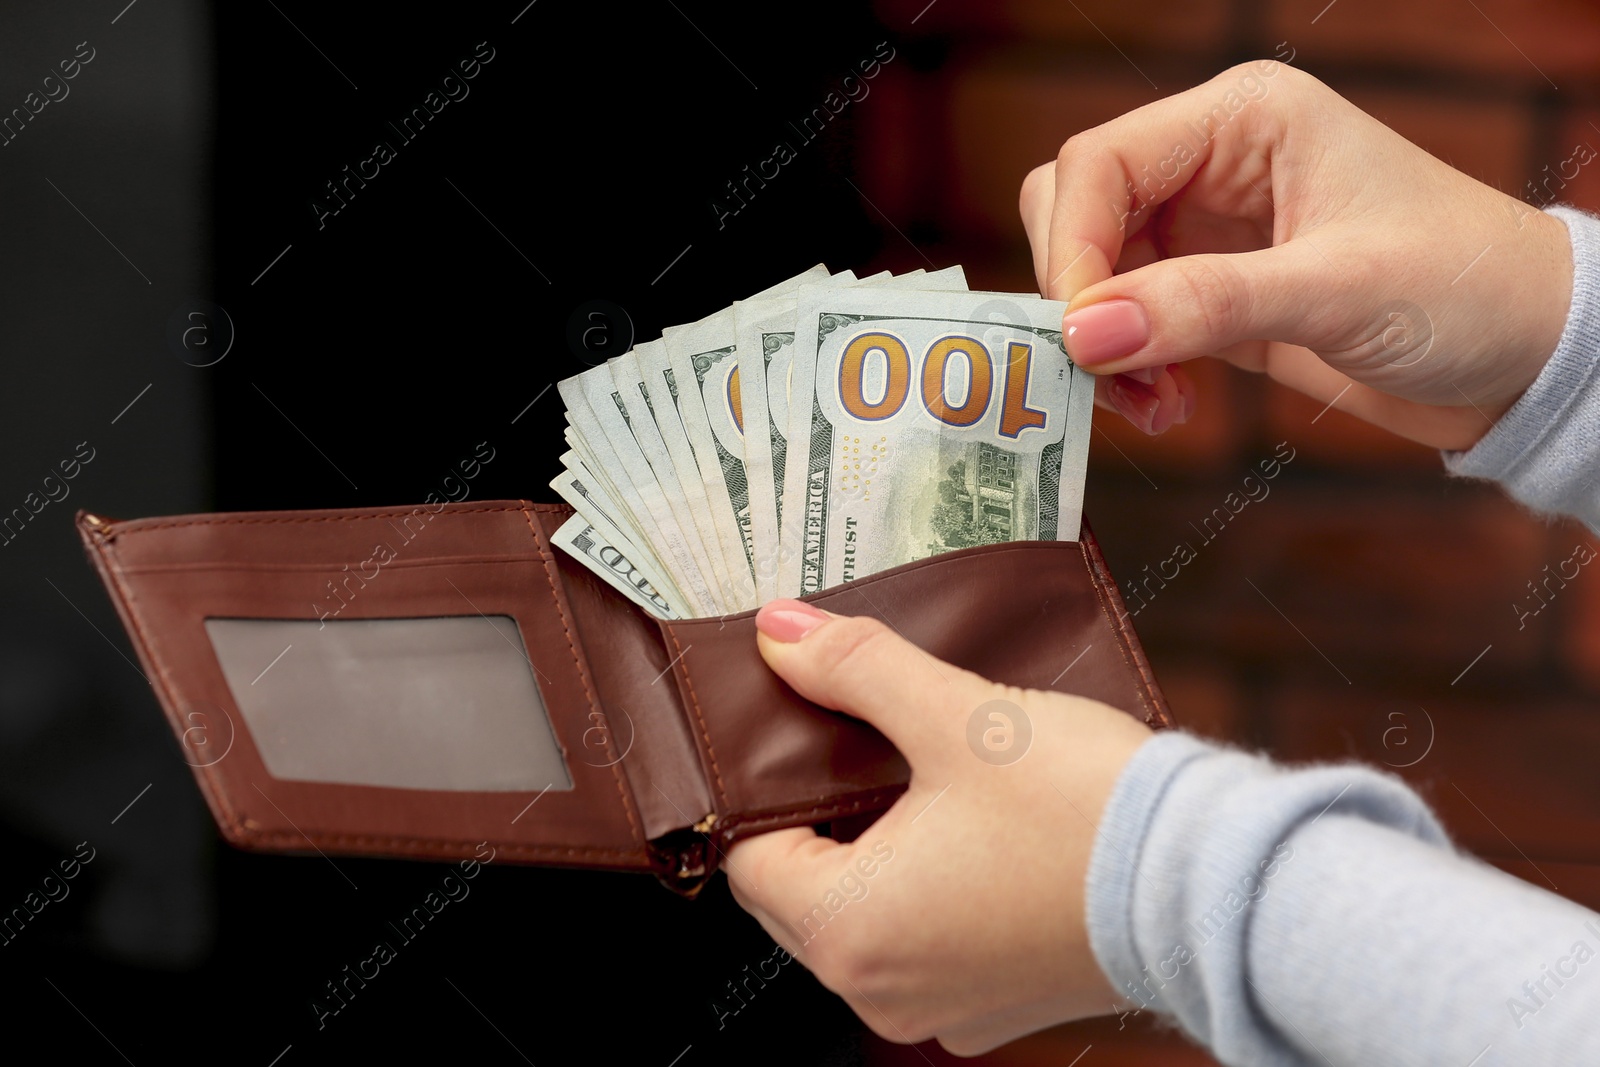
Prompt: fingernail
<box><xmin>1062</xmin><ymin>300</ymin><xmax>1149</xmax><ymax>366</ymax></box>
<box><xmin>756</xmin><ymin>599</ymin><xmax>830</xmax><ymax>642</ymax></box>
<box><xmin>1180</xmin><ymin>387</ymin><xmax>1196</xmax><ymax>424</ymax></box>
<box><xmin>1107</xmin><ymin>378</ymin><xmax>1158</xmax><ymax>435</ymax></box>
<box><xmin>1124</xmin><ymin>365</ymin><xmax>1161</xmax><ymax>386</ymax></box>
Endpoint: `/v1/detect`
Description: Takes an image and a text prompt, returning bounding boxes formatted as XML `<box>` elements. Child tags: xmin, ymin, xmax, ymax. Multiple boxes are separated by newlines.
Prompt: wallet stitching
<box><xmin>105</xmin><ymin>504</ymin><xmax>565</xmax><ymax>537</ymax></box>
<box><xmin>717</xmin><ymin>787</ymin><xmax>906</xmax><ymax>841</ymax></box>
<box><xmin>90</xmin><ymin>535</ymin><xmax>247</xmax><ymax>831</ymax></box>
<box><xmin>118</xmin><ymin>554</ymin><xmax>554</xmax><ymax>575</ymax></box>
<box><xmin>1079</xmin><ymin>541</ymin><xmax>1163</xmax><ymax>727</ymax></box>
<box><xmin>234</xmin><ymin>828</ymin><xmax>640</xmax><ymax>861</ymax></box>
<box><xmin>521</xmin><ymin>503</ymin><xmax>648</xmax><ymax>848</ymax></box>
<box><xmin>665</xmin><ymin>624</ymin><xmax>728</xmax><ymax>811</ymax></box>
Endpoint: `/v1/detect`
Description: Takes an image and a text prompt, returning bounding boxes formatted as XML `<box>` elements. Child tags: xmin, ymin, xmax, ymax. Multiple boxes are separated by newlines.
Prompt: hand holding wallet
<box><xmin>76</xmin><ymin>498</ymin><xmax>1171</xmax><ymax>896</ymax></box>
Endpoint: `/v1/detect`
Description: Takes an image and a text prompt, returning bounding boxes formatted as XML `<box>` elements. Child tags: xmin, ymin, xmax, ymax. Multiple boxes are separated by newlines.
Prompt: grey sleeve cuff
<box><xmin>1444</xmin><ymin>205</ymin><xmax>1600</xmax><ymax>532</ymax></box>
<box><xmin>1084</xmin><ymin>731</ymin><xmax>1451</xmax><ymax>1063</ymax></box>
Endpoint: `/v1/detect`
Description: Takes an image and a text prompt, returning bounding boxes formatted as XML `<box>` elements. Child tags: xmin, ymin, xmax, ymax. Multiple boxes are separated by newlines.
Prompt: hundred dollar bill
<box><xmin>558</xmin><ymin>375</ymin><xmax>718</xmax><ymax>615</ymax></box>
<box><xmin>562</xmin><ymin>420</ymin><xmax>673</xmax><ymax>591</ymax></box>
<box><xmin>616</xmin><ymin>340</ymin><xmax>753</xmax><ymax>611</ymax></box>
<box><xmin>737</xmin><ymin>267</ymin><xmax>969</xmax><ymax>600</ymax></box>
<box><xmin>550</xmin><ymin>515</ymin><xmax>679</xmax><ymax>619</ymax></box>
<box><xmin>556</xmin><ymin>445</ymin><xmax>672</xmax><ymax>586</ymax></box>
<box><xmin>562</xmin><ymin>426</ymin><xmax>643</xmax><ymax>546</ymax></box>
<box><xmin>581</xmin><ymin>365</ymin><xmax>726</xmax><ymax>608</ymax></box>
<box><xmin>550</xmin><ymin>464</ymin><xmax>691</xmax><ymax>617</ymax></box>
<box><xmin>779</xmin><ymin>288</ymin><xmax>1093</xmax><ymax>596</ymax></box>
<box><xmin>563</xmin><ymin>413</ymin><xmax>659</xmax><ymax>573</ymax></box>
<box><xmin>656</xmin><ymin>265</ymin><xmax>830</xmax><ymax>608</ymax></box>
<box><xmin>732</xmin><ymin>271</ymin><xmax>859</xmax><ymax>602</ymax></box>
<box><xmin>590</xmin><ymin>353</ymin><xmax>736</xmax><ymax>609</ymax></box>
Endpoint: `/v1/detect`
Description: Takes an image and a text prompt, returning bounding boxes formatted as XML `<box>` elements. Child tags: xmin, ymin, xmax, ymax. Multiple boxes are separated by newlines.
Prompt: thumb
<box><xmin>1061</xmin><ymin>242</ymin><xmax>1324</xmax><ymax>376</ymax></box>
<box><xmin>753</xmin><ymin>599</ymin><xmax>996</xmax><ymax>768</ymax></box>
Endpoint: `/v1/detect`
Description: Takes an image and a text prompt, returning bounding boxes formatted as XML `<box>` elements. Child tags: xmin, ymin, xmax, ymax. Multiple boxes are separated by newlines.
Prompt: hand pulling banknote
<box><xmin>551</xmin><ymin>266</ymin><xmax>1094</xmax><ymax>619</ymax></box>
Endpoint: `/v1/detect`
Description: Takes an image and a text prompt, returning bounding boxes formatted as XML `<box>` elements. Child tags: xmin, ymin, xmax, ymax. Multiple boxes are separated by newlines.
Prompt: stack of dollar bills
<box><xmin>552</xmin><ymin>264</ymin><xmax>1095</xmax><ymax>619</ymax></box>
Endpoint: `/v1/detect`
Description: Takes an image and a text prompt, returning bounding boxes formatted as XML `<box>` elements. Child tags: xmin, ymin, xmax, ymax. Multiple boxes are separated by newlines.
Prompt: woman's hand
<box><xmin>1020</xmin><ymin>61</ymin><xmax>1574</xmax><ymax>449</ymax></box>
<box><xmin>724</xmin><ymin>599</ymin><xmax>1153</xmax><ymax>1056</ymax></box>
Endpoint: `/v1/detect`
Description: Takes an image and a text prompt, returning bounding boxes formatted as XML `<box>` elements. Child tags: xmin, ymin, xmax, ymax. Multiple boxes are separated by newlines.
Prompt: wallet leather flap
<box><xmin>661</xmin><ymin>524</ymin><xmax>1172</xmax><ymax>851</ymax></box>
<box><xmin>76</xmin><ymin>501</ymin><xmax>661</xmax><ymax>874</ymax></box>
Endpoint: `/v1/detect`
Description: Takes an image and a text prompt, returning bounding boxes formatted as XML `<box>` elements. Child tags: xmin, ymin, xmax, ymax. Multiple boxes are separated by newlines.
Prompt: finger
<box><xmin>1062</xmin><ymin>241</ymin><xmax>1327</xmax><ymax>376</ymax></box>
<box><xmin>725</xmin><ymin>826</ymin><xmax>850</xmax><ymax>935</ymax></box>
<box><xmin>753</xmin><ymin>601</ymin><xmax>995</xmax><ymax>766</ymax></box>
<box><xmin>1100</xmin><ymin>364</ymin><xmax>1185</xmax><ymax>435</ymax></box>
<box><xmin>1022</xmin><ymin>159</ymin><xmax>1156</xmax><ymax>293</ymax></box>
<box><xmin>1170</xmin><ymin>362</ymin><xmax>1198</xmax><ymax>424</ymax></box>
<box><xmin>1020</xmin><ymin>162</ymin><xmax>1054</xmax><ymax>294</ymax></box>
<box><xmin>1045</xmin><ymin>62</ymin><xmax>1286</xmax><ymax>302</ymax></box>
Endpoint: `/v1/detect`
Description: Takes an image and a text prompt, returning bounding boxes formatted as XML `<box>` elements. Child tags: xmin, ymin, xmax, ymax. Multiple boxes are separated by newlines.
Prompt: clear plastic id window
<box><xmin>203</xmin><ymin>616</ymin><xmax>573</xmax><ymax>793</ymax></box>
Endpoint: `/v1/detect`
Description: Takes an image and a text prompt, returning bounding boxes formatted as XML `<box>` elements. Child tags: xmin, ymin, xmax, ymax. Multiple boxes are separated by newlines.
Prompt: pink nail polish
<box><xmin>1107</xmin><ymin>379</ymin><xmax>1158</xmax><ymax>435</ymax></box>
<box><xmin>756</xmin><ymin>599</ymin><xmax>830</xmax><ymax>642</ymax></box>
<box><xmin>1062</xmin><ymin>300</ymin><xmax>1150</xmax><ymax>366</ymax></box>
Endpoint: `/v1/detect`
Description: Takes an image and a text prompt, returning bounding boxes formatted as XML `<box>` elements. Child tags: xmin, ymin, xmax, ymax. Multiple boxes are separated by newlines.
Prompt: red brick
<box><xmin>1149</xmin><ymin>660</ymin><xmax>1247</xmax><ymax>743</ymax></box>
<box><xmin>1555</xmin><ymin>519</ymin><xmax>1600</xmax><ymax>689</ymax></box>
<box><xmin>1339</xmin><ymin>86</ymin><xmax>1532</xmax><ymax>195</ymax></box>
<box><xmin>1090</xmin><ymin>484</ymin><xmax>1551</xmax><ymax>674</ymax></box>
<box><xmin>941</xmin><ymin>59</ymin><xmax>1162</xmax><ymax>242</ymax></box>
<box><xmin>1267</xmin><ymin>681</ymin><xmax>1600</xmax><ymax>872</ymax></box>
<box><xmin>1267</xmin><ymin>0</ymin><xmax>1600</xmax><ymax>86</ymax></box>
<box><xmin>1224</xmin><ymin>490</ymin><xmax>1551</xmax><ymax>673</ymax></box>
<box><xmin>1490</xmin><ymin>860</ymin><xmax>1600</xmax><ymax>915</ymax></box>
<box><xmin>875</xmin><ymin>0</ymin><xmax>1233</xmax><ymax>53</ymax></box>
<box><xmin>1550</xmin><ymin>109</ymin><xmax>1600</xmax><ymax>215</ymax></box>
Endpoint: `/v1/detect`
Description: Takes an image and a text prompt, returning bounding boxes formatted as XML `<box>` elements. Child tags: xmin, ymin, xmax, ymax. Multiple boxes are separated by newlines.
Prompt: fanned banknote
<box><xmin>551</xmin><ymin>268</ymin><xmax>1094</xmax><ymax>618</ymax></box>
<box><xmin>736</xmin><ymin>266</ymin><xmax>969</xmax><ymax>600</ymax></box>
<box><xmin>779</xmin><ymin>287</ymin><xmax>1092</xmax><ymax>597</ymax></box>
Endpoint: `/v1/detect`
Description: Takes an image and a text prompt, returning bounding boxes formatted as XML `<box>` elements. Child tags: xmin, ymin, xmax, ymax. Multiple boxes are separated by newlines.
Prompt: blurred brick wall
<box><xmin>856</xmin><ymin>1</ymin><xmax>1600</xmax><ymax>1063</ymax></box>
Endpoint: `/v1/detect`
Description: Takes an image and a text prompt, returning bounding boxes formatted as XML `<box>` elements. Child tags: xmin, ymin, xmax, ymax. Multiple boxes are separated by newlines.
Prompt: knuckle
<box><xmin>1055</xmin><ymin>131</ymin><xmax>1094</xmax><ymax>173</ymax></box>
<box><xmin>1174</xmin><ymin>256</ymin><xmax>1247</xmax><ymax>342</ymax></box>
<box><xmin>730</xmin><ymin>850</ymin><xmax>774</xmax><ymax>902</ymax></box>
<box><xmin>937</xmin><ymin>1034</ymin><xmax>979</xmax><ymax>1058</ymax></box>
<box><xmin>801</xmin><ymin>934</ymin><xmax>842</xmax><ymax>983</ymax></box>
<box><xmin>814</xmin><ymin>926</ymin><xmax>876</xmax><ymax>991</ymax></box>
<box><xmin>856</xmin><ymin>1009</ymin><xmax>912</xmax><ymax>1045</ymax></box>
<box><xmin>1219</xmin><ymin>59</ymin><xmax>1261</xmax><ymax>83</ymax></box>
<box><xmin>1273</xmin><ymin>61</ymin><xmax>1320</xmax><ymax>94</ymax></box>
<box><xmin>817</xmin><ymin>928</ymin><xmax>940</xmax><ymax>1046</ymax></box>
<box><xmin>1019</xmin><ymin>162</ymin><xmax>1051</xmax><ymax>216</ymax></box>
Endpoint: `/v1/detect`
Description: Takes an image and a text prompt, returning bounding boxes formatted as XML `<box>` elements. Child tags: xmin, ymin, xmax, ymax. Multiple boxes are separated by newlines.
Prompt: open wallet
<box><xmin>75</xmin><ymin>498</ymin><xmax>1173</xmax><ymax>897</ymax></box>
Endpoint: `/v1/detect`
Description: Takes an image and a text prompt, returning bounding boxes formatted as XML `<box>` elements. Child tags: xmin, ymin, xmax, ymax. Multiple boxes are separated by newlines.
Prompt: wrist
<box><xmin>1497</xmin><ymin>204</ymin><xmax>1575</xmax><ymax>414</ymax></box>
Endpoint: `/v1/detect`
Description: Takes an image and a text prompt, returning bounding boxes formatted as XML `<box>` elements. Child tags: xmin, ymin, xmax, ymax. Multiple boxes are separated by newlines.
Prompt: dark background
<box><xmin>4</xmin><ymin>2</ymin><xmax>1600</xmax><ymax>1065</ymax></box>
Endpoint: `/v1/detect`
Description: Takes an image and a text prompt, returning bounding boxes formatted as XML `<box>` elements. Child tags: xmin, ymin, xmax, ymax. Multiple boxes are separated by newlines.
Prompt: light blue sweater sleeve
<box><xmin>1444</xmin><ymin>205</ymin><xmax>1600</xmax><ymax>533</ymax></box>
<box><xmin>1084</xmin><ymin>205</ymin><xmax>1600</xmax><ymax>1066</ymax></box>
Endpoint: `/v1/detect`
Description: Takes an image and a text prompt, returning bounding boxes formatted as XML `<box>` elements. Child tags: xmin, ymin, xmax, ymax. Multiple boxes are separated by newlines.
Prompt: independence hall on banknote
<box><xmin>968</xmin><ymin>443</ymin><xmax>1019</xmax><ymax>537</ymax></box>
<box><xmin>931</xmin><ymin>442</ymin><xmax>1022</xmax><ymax>552</ymax></box>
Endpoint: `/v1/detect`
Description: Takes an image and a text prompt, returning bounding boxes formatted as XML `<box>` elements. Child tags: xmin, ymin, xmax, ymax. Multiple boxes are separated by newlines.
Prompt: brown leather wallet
<box><xmin>75</xmin><ymin>499</ymin><xmax>1171</xmax><ymax>896</ymax></box>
